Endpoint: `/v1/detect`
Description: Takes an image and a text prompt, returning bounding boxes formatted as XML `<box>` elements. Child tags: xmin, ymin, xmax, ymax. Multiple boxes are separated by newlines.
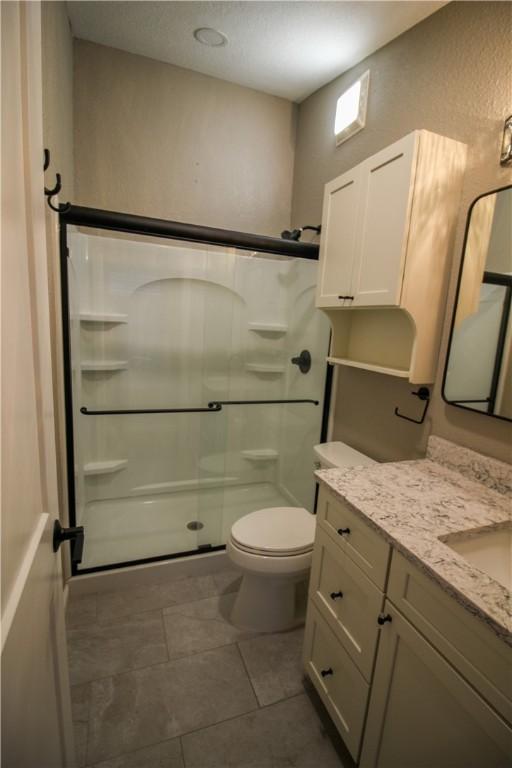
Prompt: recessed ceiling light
<box><xmin>193</xmin><ymin>27</ymin><xmax>228</xmax><ymax>47</ymax></box>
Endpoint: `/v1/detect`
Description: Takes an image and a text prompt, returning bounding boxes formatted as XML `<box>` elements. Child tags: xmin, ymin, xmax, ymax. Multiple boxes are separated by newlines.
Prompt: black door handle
<box><xmin>53</xmin><ymin>520</ymin><xmax>84</xmax><ymax>564</ymax></box>
<box><xmin>330</xmin><ymin>591</ymin><xmax>344</xmax><ymax>600</ymax></box>
<box><xmin>377</xmin><ymin>613</ymin><xmax>392</xmax><ymax>626</ymax></box>
<box><xmin>320</xmin><ymin>667</ymin><xmax>333</xmax><ymax>677</ymax></box>
<box><xmin>337</xmin><ymin>527</ymin><xmax>350</xmax><ymax>536</ymax></box>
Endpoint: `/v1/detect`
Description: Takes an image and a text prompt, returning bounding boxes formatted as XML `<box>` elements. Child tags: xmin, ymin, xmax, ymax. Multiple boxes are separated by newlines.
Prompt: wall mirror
<box><xmin>443</xmin><ymin>185</ymin><xmax>512</xmax><ymax>421</ymax></box>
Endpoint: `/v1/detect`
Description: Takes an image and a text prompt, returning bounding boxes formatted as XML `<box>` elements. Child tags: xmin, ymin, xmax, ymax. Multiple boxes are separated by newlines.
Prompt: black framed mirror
<box><xmin>443</xmin><ymin>185</ymin><xmax>512</xmax><ymax>421</ymax></box>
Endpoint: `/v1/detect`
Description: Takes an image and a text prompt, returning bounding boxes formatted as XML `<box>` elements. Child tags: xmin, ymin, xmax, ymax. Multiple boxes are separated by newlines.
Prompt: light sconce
<box><xmin>500</xmin><ymin>115</ymin><xmax>512</xmax><ymax>165</ymax></box>
<box><xmin>334</xmin><ymin>70</ymin><xmax>370</xmax><ymax>147</ymax></box>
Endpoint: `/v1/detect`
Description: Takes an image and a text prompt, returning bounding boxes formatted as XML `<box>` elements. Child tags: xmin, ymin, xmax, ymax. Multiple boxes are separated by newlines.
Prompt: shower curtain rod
<box><xmin>60</xmin><ymin>205</ymin><xmax>320</xmax><ymax>260</ymax></box>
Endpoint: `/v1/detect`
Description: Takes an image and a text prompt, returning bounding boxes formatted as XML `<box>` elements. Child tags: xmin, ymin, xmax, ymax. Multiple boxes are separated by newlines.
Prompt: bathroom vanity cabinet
<box><xmin>315</xmin><ymin>130</ymin><xmax>467</xmax><ymax>382</ymax></box>
<box><xmin>303</xmin><ymin>485</ymin><xmax>512</xmax><ymax>766</ymax></box>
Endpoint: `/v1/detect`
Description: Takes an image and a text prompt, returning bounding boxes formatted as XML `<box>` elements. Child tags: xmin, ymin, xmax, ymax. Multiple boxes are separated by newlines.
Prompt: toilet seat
<box><xmin>230</xmin><ymin>506</ymin><xmax>315</xmax><ymax>557</ymax></box>
<box><xmin>229</xmin><ymin>538</ymin><xmax>313</xmax><ymax>557</ymax></box>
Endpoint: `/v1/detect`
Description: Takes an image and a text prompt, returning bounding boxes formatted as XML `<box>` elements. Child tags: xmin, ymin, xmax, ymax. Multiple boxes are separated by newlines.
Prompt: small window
<box><xmin>334</xmin><ymin>70</ymin><xmax>370</xmax><ymax>147</ymax></box>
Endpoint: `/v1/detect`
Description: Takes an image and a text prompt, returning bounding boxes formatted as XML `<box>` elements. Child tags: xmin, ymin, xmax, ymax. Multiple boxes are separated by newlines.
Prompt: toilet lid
<box><xmin>231</xmin><ymin>507</ymin><xmax>315</xmax><ymax>556</ymax></box>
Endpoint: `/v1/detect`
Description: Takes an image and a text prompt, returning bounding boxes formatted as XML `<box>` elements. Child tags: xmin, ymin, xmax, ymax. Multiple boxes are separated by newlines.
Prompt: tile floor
<box><xmin>66</xmin><ymin>569</ymin><xmax>350</xmax><ymax>768</ymax></box>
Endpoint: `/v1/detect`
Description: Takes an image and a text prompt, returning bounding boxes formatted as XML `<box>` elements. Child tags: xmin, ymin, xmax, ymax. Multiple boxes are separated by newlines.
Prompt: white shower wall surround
<box><xmin>68</xmin><ymin>231</ymin><xmax>330</xmax><ymax>567</ymax></box>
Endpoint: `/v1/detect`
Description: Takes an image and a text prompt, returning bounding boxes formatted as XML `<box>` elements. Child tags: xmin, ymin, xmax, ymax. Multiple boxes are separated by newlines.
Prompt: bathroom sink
<box><xmin>443</xmin><ymin>524</ymin><xmax>512</xmax><ymax>592</ymax></box>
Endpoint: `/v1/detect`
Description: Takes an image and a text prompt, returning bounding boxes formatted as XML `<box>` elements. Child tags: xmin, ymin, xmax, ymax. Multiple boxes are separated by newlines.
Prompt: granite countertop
<box><xmin>315</xmin><ymin>437</ymin><xmax>512</xmax><ymax>646</ymax></box>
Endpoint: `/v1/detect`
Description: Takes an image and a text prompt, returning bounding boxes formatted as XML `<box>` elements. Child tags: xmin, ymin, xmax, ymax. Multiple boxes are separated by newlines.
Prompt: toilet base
<box><xmin>230</xmin><ymin>571</ymin><xmax>308</xmax><ymax>633</ymax></box>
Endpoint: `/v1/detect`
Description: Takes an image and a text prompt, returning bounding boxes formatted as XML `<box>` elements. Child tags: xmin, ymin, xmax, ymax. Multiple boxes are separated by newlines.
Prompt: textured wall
<box><xmin>292</xmin><ymin>1</ymin><xmax>512</xmax><ymax>463</ymax></box>
<box><xmin>41</xmin><ymin>1</ymin><xmax>74</xmax><ymax>200</ymax></box>
<box><xmin>74</xmin><ymin>40</ymin><xmax>296</xmax><ymax>236</ymax></box>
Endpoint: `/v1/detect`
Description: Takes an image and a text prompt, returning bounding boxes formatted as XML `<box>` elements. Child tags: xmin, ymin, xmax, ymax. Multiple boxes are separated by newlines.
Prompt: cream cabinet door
<box><xmin>360</xmin><ymin>602</ymin><xmax>512</xmax><ymax>768</ymax></box>
<box><xmin>316</xmin><ymin>164</ymin><xmax>365</xmax><ymax>308</ymax></box>
<box><xmin>352</xmin><ymin>132</ymin><xmax>418</xmax><ymax>307</ymax></box>
<box><xmin>303</xmin><ymin>602</ymin><xmax>369</xmax><ymax>762</ymax></box>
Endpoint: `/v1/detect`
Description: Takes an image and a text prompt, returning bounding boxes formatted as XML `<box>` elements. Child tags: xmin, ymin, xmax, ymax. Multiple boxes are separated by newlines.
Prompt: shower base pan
<box><xmin>78</xmin><ymin>481</ymin><xmax>292</xmax><ymax>571</ymax></box>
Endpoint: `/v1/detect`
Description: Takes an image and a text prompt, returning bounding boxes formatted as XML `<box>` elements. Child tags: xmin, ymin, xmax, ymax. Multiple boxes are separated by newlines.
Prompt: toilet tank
<box><xmin>313</xmin><ymin>441</ymin><xmax>377</xmax><ymax>470</ymax></box>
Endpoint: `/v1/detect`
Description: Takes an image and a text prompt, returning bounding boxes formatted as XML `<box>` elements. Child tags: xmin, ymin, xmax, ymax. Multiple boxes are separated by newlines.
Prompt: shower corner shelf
<box><xmin>81</xmin><ymin>360</ymin><xmax>128</xmax><ymax>372</ymax></box>
<box><xmin>79</xmin><ymin>313</ymin><xmax>128</xmax><ymax>324</ymax></box>
<box><xmin>84</xmin><ymin>459</ymin><xmax>128</xmax><ymax>476</ymax></box>
<box><xmin>245</xmin><ymin>363</ymin><xmax>285</xmax><ymax>375</ymax></box>
<box><xmin>248</xmin><ymin>322</ymin><xmax>288</xmax><ymax>335</ymax></box>
<box><xmin>241</xmin><ymin>449</ymin><xmax>279</xmax><ymax>462</ymax></box>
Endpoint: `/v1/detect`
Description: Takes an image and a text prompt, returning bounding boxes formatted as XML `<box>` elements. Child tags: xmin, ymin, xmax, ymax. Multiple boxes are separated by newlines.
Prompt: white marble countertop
<box><xmin>315</xmin><ymin>437</ymin><xmax>512</xmax><ymax>646</ymax></box>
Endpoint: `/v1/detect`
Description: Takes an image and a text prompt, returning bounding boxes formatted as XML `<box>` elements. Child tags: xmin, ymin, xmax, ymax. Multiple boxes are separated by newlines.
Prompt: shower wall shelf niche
<box><xmin>241</xmin><ymin>449</ymin><xmax>279</xmax><ymax>462</ymax></box>
<box><xmin>79</xmin><ymin>312</ymin><xmax>128</xmax><ymax>324</ymax></box>
<box><xmin>245</xmin><ymin>363</ymin><xmax>285</xmax><ymax>374</ymax></box>
<box><xmin>248</xmin><ymin>322</ymin><xmax>288</xmax><ymax>334</ymax></box>
<box><xmin>316</xmin><ymin>129</ymin><xmax>468</xmax><ymax>384</ymax></box>
<box><xmin>81</xmin><ymin>360</ymin><xmax>128</xmax><ymax>372</ymax></box>
<box><xmin>84</xmin><ymin>459</ymin><xmax>128</xmax><ymax>476</ymax></box>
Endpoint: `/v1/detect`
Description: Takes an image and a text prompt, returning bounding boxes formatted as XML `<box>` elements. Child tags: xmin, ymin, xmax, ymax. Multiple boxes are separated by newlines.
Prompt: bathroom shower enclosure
<box><xmin>59</xmin><ymin>207</ymin><xmax>331</xmax><ymax>573</ymax></box>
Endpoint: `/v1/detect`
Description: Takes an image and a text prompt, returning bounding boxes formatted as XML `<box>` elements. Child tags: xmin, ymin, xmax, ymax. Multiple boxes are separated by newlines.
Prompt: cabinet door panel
<box><xmin>316</xmin><ymin>165</ymin><xmax>364</xmax><ymax>307</ymax></box>
<box><xmin>317</xmin><ymin>486</ymin><xmax>391</xmax><ymax>590</ymax></box>
<box><xmin>310</xmin><ymin>527</ymin><xmax>383</xmax><ymax>681</ymax></box>
<box><xmin>360</xmin><ymin>603</ymin><xmax>512</xmax><ymax>768</ymax></box>
<box><xmin>353</xmin><ymin>133</ymin><xmax>418</xmax><ymax>307</ymax></box>
<box><xmin>304</xmin><ymin>602</ymin><xmax>369</xmax><ymax>761</ymax></box>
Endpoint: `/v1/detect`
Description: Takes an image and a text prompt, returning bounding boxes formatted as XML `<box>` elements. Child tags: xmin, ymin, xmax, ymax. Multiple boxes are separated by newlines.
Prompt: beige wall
<box><xmin>292</xmin><ymin>1</ymin><xmax>512</xmax><ymax>463</ymax></box>
<box><xmin>73</xmin><ymin>40</ymin><xmax>296</xmax><ymax>236</ymax></box>
<box><xmin>41</xmin><ymin>1</ymin><xmax>74</xmax><ymax>200</ymax></box>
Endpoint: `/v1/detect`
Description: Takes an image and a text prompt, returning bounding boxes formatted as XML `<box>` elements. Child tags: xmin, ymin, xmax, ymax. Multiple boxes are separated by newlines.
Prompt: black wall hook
<box><xmin>44</xmin><ymin>171</ymin><xmax>62</xmax><ymax>197</ymax></box>
<box><xmin>394</xmin><ymin>386</ymin><xmax>430</xmax><ymax>425</ymax></box>
<box><xmin>43</xmin><ymin>150</ymin><xmax>71</xmax><ymax>213</ymax></box>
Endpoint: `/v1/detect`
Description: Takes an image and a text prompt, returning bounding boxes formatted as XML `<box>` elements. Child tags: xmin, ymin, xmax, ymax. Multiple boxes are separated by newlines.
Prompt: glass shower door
<box><xmin>66</xmin><ymin>226</ymin><xmax>330</xmax><ymax>572</ymax></box>
<box><xmin>195</xmin><ymin>248</ymin><xmax>330</xmax><ymax>547</ymax></box>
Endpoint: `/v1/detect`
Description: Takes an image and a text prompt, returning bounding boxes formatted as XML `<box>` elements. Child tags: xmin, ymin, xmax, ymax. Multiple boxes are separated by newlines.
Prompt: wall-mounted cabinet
<box><xmin>316</xmin><ymin>130</ymin><xmax>467</xmax><ymax>383</ymax></box>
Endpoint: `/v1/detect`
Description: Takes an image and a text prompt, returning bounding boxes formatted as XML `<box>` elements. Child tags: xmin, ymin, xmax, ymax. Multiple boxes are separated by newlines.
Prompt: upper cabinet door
<box><xmin>352</xmin><ymin>133</ymin><xmax>418</xmax><ymax>307</ymax></box>
<box><xmin>316</xmin><ymin>164</ymin><xmax>364</xmax><ymax>308</ymax></box>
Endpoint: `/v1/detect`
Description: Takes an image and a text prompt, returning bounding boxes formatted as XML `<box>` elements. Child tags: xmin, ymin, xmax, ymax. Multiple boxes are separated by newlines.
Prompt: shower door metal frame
<box><xmin>59</xmin><ymin>205</ymin><xmax>331</xmax><ymax>575</ymax></box>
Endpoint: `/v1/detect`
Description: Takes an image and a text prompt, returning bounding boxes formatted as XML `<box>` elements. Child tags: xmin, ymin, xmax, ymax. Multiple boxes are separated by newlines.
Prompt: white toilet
<box><xmin>227</xmin><ymin>441</ymin><xmax>376</xmax><ymax>632</ymax></box>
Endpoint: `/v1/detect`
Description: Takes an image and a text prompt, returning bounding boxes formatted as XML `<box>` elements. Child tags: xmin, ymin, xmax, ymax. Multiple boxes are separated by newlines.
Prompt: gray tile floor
<box><xmin>67</xmin><ymin>570</ymin><xmax>347</xmax><ymax>768</ymax></box>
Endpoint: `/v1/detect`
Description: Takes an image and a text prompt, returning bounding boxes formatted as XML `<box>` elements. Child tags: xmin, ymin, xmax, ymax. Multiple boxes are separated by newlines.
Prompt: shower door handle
<box><xmin>53</xmin><ymin>520</ymin><xmax>84</xmax><ymax>565</ymax></box>
<box><xmin>80</xmin><ymin>399</ymin><xmax>319</xmax><ymax>416</ymax></box>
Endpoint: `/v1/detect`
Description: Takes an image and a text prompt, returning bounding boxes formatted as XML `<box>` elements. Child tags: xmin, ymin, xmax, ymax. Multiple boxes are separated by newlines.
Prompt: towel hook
<box><xmin>394</xmin><ymin>386</ymin><xmax>430</xmax><ymax>425</ymax></box>
<box><xmin>43</xmin><ymin>148</ymin><xmax>71</xmax><ymax>213</ymax></box>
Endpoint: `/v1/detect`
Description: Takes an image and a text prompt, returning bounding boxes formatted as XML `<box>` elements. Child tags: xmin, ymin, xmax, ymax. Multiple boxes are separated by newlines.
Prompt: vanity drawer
<box><xmin>388</xmin><ymin>550</ymin><xmax>512</xmax><ymax>724</ymax></box>
<box><xmin>303</xmin><ymin>601</ymin><xmax>369</xmax><ymax>761</ymax></box>
<box><xmin>310</xmin><ymin>527</ymin><xmax>384</xmax><ymax>681</ymax></box>
<box><xmin>317</xmin><ymin>485</ymin><xmax>391</xmax><ymax>590</ymax></box>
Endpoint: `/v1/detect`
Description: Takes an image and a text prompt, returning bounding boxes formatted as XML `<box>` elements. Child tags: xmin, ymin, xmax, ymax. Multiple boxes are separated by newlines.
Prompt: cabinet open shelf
<box><xmin>81</xmin><ymin>361</ymin><xmax>128</xmax><ymax>372</ymax></box>
<box><xmin>248</xmin><ymin>322</ymin><xmax>288</xmax><ymax>335</ymax></box>
<box><xmin>325</xmin><ymin>308</ymin><xmax>415</xmax><ymax>380</ymax></box>
<box><xmin>327</xmin><ymin>357</ymin><xmax>410</xmax><ymax>378</ymax></box>
<box><xmin>79</xmin><ymin>313</ymin><xmax>128</xmax><ymax>324</ymax></box>
<box><xmin>84</xmin><ymin>459</ymin><xmax>128</xmax><ymax>476</ymax></box>
<box><xmin>241</xmin><ymin>449</ymin><xmax>279</xmax><ymax>462</ymax></box>
<box><xmin>245</xmin><ymin>363</ymin><xmax>285</xmax><ymax>374</ymax></box>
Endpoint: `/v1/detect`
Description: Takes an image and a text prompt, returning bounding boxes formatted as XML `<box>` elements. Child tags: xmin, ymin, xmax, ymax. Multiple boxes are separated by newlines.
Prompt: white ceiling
<box><xmin>67</xmin><ymin>1</ymin><xmax>447</xmax><ymax>103</ymax></box>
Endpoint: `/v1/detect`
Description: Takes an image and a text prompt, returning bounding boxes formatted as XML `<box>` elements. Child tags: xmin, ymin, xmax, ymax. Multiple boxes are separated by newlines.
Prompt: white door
<box><xmin>352</xmin><ymin>132</ymin><xmax>418</xmax><ymax>307</ymax></box>
<box><xmin>316</xmin><ymin>164</ymin><xmax>364</xmax><ymax>308</ymax></box>
<box><xmin>1</xmin><ymin>2</ymin><xmax>75</xmax><ymax>766</ymax></box>
<box><xmin>360</xmin><ymin>603</ymin><xmax>512</xmax><ymax>768</ymax></box>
